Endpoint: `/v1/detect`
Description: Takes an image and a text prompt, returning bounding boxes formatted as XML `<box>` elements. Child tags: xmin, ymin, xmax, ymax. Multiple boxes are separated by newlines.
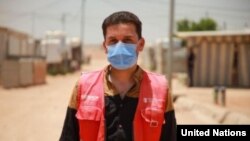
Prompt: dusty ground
<box><xmin>0</xmin><ymin>72</ymin><xmax>79</xmax><ymax>141</ymax></box>
<box><xmin>0</xmin><ymin>47</ymin><xmax>249</xmax><ymax>140</ymax></box>
<box><xmin>172</xmin><ymin>78</ymin><xmax>250</xmax><ymax>117</ymax></box>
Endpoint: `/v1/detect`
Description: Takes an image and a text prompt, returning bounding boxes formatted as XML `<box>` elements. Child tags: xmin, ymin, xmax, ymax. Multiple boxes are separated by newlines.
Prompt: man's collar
<box><xmin>104</xmin><ymin>65</ymin><xmax>144</xmax><ymax>97</ymax></box>
<box><xmin>105</xmin><ymin>65</ymin><xmax>143</xmax><ymax>83</ymax></box>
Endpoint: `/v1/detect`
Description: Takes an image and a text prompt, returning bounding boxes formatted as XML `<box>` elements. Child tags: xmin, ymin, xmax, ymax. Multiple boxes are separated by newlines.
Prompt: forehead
<box><xmin>105</xmin><ymin>23</ymin><xmax>138</xmax><ymax>39</ymax></box>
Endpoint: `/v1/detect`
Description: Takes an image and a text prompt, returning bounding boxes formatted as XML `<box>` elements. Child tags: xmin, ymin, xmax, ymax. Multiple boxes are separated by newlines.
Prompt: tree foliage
<box><xmin>177</xmin><ymin>18</ymin><xmax>217</xmax><ymax>31</ymax></box>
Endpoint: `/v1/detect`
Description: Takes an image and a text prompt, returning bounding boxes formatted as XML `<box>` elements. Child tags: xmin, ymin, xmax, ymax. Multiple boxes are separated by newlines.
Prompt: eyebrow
<box><xmin>123</xmin><ymin>35</ymin><xmax>133</xmax><ymax>39</ymax></box>
<box><xmin>107</xmin><ymin>35</ymin><xmax>134</xmax><ymax>40</ymax></box>
<box><xmin>106</xmin><ymin>36</ymin><xmax>116</xmax><ymax>40</ymax></box>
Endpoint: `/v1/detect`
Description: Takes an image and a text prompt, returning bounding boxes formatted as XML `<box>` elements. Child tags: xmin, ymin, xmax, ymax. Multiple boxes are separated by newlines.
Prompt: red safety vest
<box><xmin>76</xmin><ymin>69</ymin><xmax>168</xmax><ymax>141</ymax></box>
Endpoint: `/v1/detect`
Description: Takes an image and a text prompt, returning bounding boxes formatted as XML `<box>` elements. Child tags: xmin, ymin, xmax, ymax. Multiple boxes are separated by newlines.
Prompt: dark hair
<box><xmin>102</xmin><ymin>11</ymin><xmax>142</xmax><ymax>39</ymax></box>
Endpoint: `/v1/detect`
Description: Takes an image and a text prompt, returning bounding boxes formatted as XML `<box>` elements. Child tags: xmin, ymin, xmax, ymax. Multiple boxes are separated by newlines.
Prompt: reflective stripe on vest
<box><xmin>76</xmin><ymin>70</ymin><xmax>168</xmax><ymax>141</ymax></box>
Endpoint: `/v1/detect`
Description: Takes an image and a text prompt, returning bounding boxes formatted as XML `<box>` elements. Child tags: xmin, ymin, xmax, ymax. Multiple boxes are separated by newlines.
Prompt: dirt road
<box><xmin>0</xmin><ymin>72</ymin><xmax>80</xmax><ymax>141</ymax></box>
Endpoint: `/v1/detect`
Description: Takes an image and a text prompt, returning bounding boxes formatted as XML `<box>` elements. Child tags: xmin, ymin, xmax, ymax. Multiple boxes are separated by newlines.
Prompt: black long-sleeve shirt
<box><xmin>59</xmin><ymin>66</ymin><xmax>177</xmax><ymax>141</ymax></box>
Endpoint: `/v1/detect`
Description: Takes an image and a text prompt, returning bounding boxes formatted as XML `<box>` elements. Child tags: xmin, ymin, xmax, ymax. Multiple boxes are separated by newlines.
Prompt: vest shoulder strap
<box><xmin>77</xmin><ymin>70</ymin><xmax>104</xmax><ymax>108</ymax></box>
<box><xmin>76</xmin><ymin>70</ymin><xmax>105</xmax><ymax>141</ymax></box>
<box><xmin>133</xmin><ymin>71</ymin><xmax>168</xmax><ymax>141</ymax></box>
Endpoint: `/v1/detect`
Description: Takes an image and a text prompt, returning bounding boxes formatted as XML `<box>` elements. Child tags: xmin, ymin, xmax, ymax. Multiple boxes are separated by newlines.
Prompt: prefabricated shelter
<box><xmin>42</xmin><ymin>31</ymin><xmax>82</xmax><ymax>74</ymax></box>
<box><xmin>0</xmin><ymin>27</ymin><xmax>46</xmax><ymax>88</ymax></box>
<box><xmin>42</xmin><ymin>31</ymin><xmax>69</xmax><ymax>74</ymax></box>
<box><xmin>0</xmin><ymin>27</ymin><xmax>32</xmax><ymax>87</ymax></box>
<box><xmin>154</xmin><ymin>37</ymin><xmax>186</xmax><ymax>74</ymax></box>
<box><xmin>0</xmin><ymin>27</ymin><xmax>30</xmax><ymax>60</ymax></box>
<box><xmin>141</xmin><ymin>42</ymin><xmax>157</xmax><ymax>71</ymax></box>
<box><xmin>176</xmin><ymin>30</ymin><xmax>250</xmax><ymax>88</ymax></box>
<box><xmin>69</xmin><ymin>37</ymin><xmax>82</xmax><ymax>70</ymax></box>
<box><xmin>141</xmin><ymin>38</ymin><xmax>186</xmax><ymax>74</ymax></box>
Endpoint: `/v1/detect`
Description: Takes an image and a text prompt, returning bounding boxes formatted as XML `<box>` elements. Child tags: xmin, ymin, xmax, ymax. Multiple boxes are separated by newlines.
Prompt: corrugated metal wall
<box><xmin>187</xmin><ymin>35</ymin><xmax>250</xmax><ymax>87</ymax></box>
<box><xmin>238</xmin><ymin>43</ymin><xmax>250</xmax><ymax>87</ymax></box>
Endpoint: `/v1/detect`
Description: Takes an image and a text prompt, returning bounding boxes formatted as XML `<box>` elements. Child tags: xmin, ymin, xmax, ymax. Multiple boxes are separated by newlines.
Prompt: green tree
<box><xmin>198</xmin><ymin>18</ymin><xmax>217</xmax><ymax>31</ymax></box>
<box><xmin>177</xmin><ymin>19</ymin><xmax>191</xmax><ymax>31</ymax></box>
<box><xmin>190</xmin><ymin>22</ymin><xmax>201</xmax><ymax>31</ymax></box>
<box><xmin>177</xmin><ymin>17</ymin><xmax>217</xmax><ymax>31</ymax></box>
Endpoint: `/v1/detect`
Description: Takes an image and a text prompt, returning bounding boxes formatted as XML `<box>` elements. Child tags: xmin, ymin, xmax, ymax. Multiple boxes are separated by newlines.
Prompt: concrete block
<box><xmin>1</xmin><ymin>60</ymin><xmax>19</xmax><ymax>88</ymax></box>
<box><xmin>33</xmin><ymin>59</ymin><xmax>47</xmax><ymax>84</ymax></box>
<box><xmin>19</xmin><ymin>59</ymin><xmax>33</xmax><ymax>86</ymax></box>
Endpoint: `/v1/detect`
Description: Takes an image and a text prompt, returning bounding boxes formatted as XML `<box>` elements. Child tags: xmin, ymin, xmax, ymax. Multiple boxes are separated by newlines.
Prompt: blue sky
<box><xmin>0</xmin><ymin>0</ymin><xmax>249</xmax><ymax>44</ymax></box>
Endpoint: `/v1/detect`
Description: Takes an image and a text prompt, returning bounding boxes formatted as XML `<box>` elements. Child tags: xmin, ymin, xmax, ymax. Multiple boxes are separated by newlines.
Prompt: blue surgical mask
<box><xmin>107</xmin><ymin>42</ymin><xmax>137</xmax><ymax>70</ymax></box>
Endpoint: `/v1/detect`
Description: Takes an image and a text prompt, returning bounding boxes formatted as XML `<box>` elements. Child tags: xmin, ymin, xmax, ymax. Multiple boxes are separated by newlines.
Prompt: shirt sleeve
<box><xmin>160</xmin><ymin>89</ymin><xmax>177</xmax><ymax>141</ymax></box>
<box><xmin>59</xmin><ymin>80</ymin><xmax>80</xmax><ymax>141</ymax></box>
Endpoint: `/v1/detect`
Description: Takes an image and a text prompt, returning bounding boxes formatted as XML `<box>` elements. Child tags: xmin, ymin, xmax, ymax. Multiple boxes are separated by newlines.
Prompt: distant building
<box><xmin>141</xmin><ymin>37</ymin><xmax>185</xmax><ymax>74</ymax></box>
<box><xmin>176</xmin><ymin>30</ymin><xmax>250</xmax><ymax>88</ymax></box>
<box><xmin>41</xmin><ymin>30</ymin><xmax>82</xmax><ymax>74</ymax></box>
<box><xmin>0</xmin><ymin>26</ymin><xmax>46</xmax><ymax>88</ymax></box>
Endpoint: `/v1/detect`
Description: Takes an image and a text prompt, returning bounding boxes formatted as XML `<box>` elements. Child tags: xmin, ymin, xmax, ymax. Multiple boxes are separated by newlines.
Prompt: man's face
<box><xmin>103</xmin><ymin>23</ymin><xmax>144</xmax><ymax>53</ymax></box>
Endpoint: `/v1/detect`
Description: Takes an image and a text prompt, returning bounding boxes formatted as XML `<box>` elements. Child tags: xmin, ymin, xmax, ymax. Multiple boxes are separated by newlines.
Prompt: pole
<box><xmin>32</xmin><ymin>12</ymin><xmax>36</xmax><ymax>37</ymax></box>
<box><xmin>223</xmin><ymin>21</ymin><xmax>227</xmax><ymax>30</ymax></box>
<box><xmin>168</xmin><ymin>0</ymin><xmax>175</xmax><ymax>91</ymax></box>
<box><xmin>80</xmin><ymin>0</ymin><xmax>86</xmax><ymax>63</ymax></box>
<box><xmin>62</xmin><ymin>13</ymin><xmax>66</xmax><ymax>32</ymax></box>
<box><xmin>61</xmin><ymin>13</ymin><xmax>67</xmax><ymax>73</ymax></box>
<box><xmin>205</xmin><ymin>11</ymin><xmax>209</xmax><ymax>18</ymax></box>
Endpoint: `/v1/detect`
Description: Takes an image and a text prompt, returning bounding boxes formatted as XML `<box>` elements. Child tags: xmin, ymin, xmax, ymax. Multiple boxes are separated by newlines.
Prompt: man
<box><xmin>60</xmin><ymin>11</ymin><xmax>176</xmax><ymax>141</ymax></box>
